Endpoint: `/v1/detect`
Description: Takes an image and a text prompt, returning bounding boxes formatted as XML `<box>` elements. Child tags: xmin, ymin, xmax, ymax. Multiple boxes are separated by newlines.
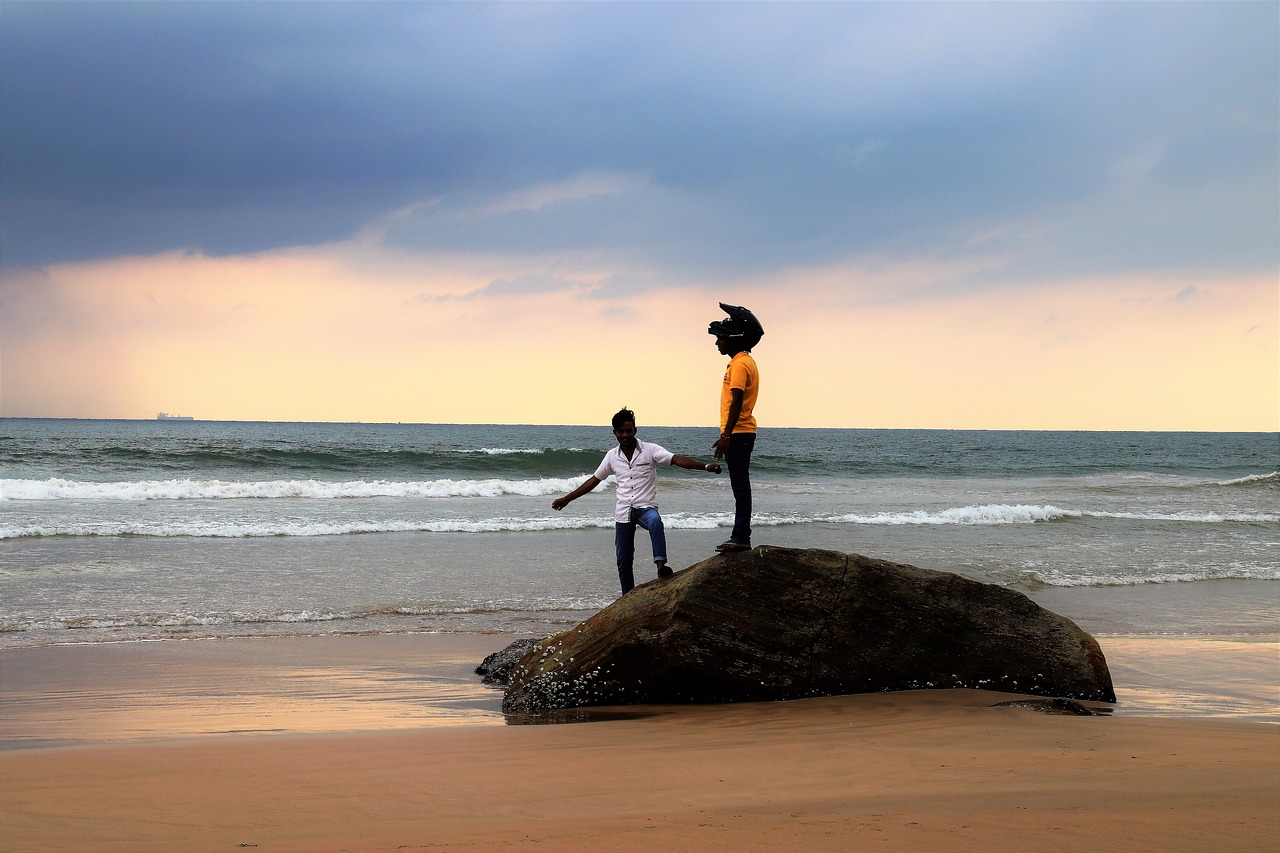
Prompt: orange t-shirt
<box><xmin>720</xmin><ymin>352</ymin><xmax>759</xmax><ymax>434</ymax></box>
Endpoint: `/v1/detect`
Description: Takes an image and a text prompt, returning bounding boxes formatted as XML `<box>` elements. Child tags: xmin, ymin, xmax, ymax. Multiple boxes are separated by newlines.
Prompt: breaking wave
<box><xmin>1019</xmin><ymin>565</ymin><xmax>1280</xmax><ymax>587</ymax></box>
<box><xmin>0</xmin><ymin>475</ymin><xmax>593</xmax><ymax>501</ymax></box>
<box><xmin>4</xmin><ymin>502</ymin><xmax>1274</xmax><ymax>541</ymax></box>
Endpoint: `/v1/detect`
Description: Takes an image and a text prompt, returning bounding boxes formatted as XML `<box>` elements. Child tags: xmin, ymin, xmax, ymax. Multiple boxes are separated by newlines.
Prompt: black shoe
<box><xmin>657</xmin><ymin>564</ymin><xmax>674</xmax><ymax>578</ymax></box>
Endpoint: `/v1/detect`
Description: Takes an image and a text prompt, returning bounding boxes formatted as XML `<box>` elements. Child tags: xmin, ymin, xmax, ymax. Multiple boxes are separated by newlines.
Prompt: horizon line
<box><xmin>0</xmin><ymin>416</ymin><xmax>1276</xmax><ymax>435</ymax></box>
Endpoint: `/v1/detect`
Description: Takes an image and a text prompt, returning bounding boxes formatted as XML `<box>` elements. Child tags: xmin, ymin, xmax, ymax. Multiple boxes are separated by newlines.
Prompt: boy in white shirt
<box><xmin>552</xmin><ymin>408</ymin><xmax>722</xmax><ymax>594</ymax></box>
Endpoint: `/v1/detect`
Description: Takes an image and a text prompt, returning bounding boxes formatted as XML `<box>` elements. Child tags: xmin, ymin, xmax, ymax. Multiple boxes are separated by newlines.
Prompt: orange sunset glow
<box><xmin>2</xmin><ymin>3</ymin><xmax>1276</xmax><ymax>431</ymax></box>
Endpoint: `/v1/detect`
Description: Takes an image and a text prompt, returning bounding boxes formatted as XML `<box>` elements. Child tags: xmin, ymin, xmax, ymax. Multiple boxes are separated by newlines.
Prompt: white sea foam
<box><xmin>1021</xmin><ymin>565</ymin><xmax>1280</xmax><ymax>587</ymax></box>
<box><xmin>468</xmin><ymin>447</ymin><xmax>546</xmax><ymax>455</ymax></box>
<box><xmin>0</xmin><ymin>475</ymin><xmax>595</xmax><ymax>501</ymax></box>
<box><xmin>1086</xmin><ymin>510</ymin><xmax>1279</xmax><ymax>523</ymax></box>
<box><xmin>825</xmin><ymin>504</ymin><xmax>1077</xmax><ymax>525</ymax></box>
<box><xmin>822</xmin><ymin>504</ymin><xmax>1279</xmax><ymax>526</ymax></box>
<box><xmin>0</xmin><ymin>511</ymin><xmax>734</xmax><ymax>540</ymax></box>
<box><xmin>0</xmin><ymin>516</ymin><xmax>607</xmax><ymax>539</ymax></box>
<box><xmin>0</xmin><ymin>598</ymin><xmax>616</xmax><ymax>636</ymax></box>
<box><xmin>1218</xmin><ymin>471</ymin><xmax>1279</xmax><ymax>486</ymax></box>
<box><xmin>4</xmin><ymin>501</ymin><xmax>1274</xmax><ymax>541</ymax></box>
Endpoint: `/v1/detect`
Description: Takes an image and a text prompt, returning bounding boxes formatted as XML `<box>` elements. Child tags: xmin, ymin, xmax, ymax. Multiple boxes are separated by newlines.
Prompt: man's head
<box><xmin>612</xmin><ymin>407</ymin><xmax>637</xmax><ymax>451</ymax></box>
<box><xmin>708</xmin><ymin>303</ymin><xmax>764</xmax><ymax>353</ymax></box>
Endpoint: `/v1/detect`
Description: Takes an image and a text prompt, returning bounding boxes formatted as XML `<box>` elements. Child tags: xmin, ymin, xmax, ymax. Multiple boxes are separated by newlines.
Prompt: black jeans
<box><xmin>726</xmin><ymin>432</ymin><xmax>755</xmax><ymax>544</ymax></box>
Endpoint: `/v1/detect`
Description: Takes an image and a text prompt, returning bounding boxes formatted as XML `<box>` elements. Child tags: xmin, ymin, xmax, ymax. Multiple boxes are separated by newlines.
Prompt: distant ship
<box><xmin>156</xmin><ymin>412</ymin><xmax>194</xmax><ymax>421</ymax></box>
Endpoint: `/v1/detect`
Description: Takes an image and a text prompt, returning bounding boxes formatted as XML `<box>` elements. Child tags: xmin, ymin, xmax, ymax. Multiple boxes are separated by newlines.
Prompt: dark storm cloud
<box><xmin>2</xmin><ymin>1</ymin><xmax>1276</xmax><ymax>281</ymax></box>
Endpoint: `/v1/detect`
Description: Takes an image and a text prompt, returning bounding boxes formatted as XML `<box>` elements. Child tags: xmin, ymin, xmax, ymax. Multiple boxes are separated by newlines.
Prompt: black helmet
<box><xmin>708</xmin><ymin>302</ymin><xmax>764</xmax><ymax>346</ymax></box>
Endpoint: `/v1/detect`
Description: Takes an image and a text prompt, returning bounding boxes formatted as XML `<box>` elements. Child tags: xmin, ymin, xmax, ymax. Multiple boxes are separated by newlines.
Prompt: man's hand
<box><xmin>713</xmin><ymin>434</ymin><xmax>730</xmax><ymax>460</ymax></box>
<box><xmin>553</xmin><ymin>476</ymin><xmax>600</xmax><ymax>511</ymax></box>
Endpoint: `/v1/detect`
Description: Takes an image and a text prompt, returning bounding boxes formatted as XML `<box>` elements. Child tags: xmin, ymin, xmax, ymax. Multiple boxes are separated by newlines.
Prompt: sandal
<box><xmin>715</xmin><ymin>540</ymin><xmax>751</xmax><ymax>553</ymax></box>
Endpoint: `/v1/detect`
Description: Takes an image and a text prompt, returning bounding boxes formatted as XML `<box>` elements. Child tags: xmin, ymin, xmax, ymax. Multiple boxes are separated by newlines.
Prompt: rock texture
<box><xmin>475</xmin><ymin>638</ymin><xmax>541</xmax><ymax>685</ymax></box>
<box><xmin>502</xmin><ymin>546</ymin><xmax>1114</xmax><ymax>713</ymax></box>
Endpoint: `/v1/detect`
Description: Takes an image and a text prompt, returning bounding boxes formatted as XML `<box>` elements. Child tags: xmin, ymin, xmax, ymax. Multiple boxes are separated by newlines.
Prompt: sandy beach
<box><xmin>2</xmin><ymin>632</ymin><xmax>1276</xmax><ymax>852</ymax></box>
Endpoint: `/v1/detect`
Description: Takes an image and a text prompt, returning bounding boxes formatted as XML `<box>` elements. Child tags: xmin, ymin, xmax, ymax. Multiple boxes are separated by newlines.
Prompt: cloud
<box><xmin>1</xmin><ymin>0</ymin><xmax>1274</xmax><ymax>292</ymax></box>
<box><xmin>423</xmin><ymin>273</ymin><xmax>590</xmax><ymax>303</ymax></box>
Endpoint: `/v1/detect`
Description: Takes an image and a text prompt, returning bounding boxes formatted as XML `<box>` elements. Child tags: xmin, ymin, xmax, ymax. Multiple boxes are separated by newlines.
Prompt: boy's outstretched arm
<box><xmin>552</xmin><ymin>476</ymin><xmax>603</xmax><ymax>511</ymax></box>
<box><xmin>672</xmin><ymin>455</ymin><xmax>721</xmax><ymax>474</ymax></box>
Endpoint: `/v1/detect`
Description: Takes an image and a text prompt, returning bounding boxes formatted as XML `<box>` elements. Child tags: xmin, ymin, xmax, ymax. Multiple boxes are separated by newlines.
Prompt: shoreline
<box><xmin>2</xmin><ymin>630</ymin><xmax>1276</xmax><ymax>752</ymax></box>
<box><xmin>2</xmin><ymin>631</ymin><xmax>1276</xmax><ymax>851</ymax></box>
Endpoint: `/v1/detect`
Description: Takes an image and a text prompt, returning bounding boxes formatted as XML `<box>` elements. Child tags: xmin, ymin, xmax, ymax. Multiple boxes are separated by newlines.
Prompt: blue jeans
<box><xmin>614</xmin><ymin>507</ymin><xmax>667</xmax><ymax>594</ymax></box>
<box><xmin>727</xmin><ymin>432</ymin><xmax>755</xmax><ymax>544</ymax></box>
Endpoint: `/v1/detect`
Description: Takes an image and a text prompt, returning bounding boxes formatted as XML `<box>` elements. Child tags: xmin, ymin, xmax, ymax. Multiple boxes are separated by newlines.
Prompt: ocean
<box><xmin>1</xmin><ymin>419</ymin><xmax>1276</xmax><ymax>654</ymax></box>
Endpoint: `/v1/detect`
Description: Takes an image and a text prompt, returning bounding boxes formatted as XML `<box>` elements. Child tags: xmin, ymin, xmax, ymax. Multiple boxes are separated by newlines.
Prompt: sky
<box><xmin>1</xmin><ymin>1</ymin><xmax>1276</xmax><ymax>430</ymax></box>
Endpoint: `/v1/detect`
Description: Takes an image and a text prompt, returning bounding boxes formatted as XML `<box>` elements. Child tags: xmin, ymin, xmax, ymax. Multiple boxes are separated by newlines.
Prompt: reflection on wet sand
<box><xmin>2</xmin><ymin>631</ymin><xmax>1275</xmax><ymax>750</ymax></box>
<box><xmin>1102</xmin><ymin>635</ymin><xmax>1278</xmax><ymax>722</ymax></box>
<box><xmin>0</xmin><ymin>633</ymin><xmax>507</xmax><ymax>749</ymax></box>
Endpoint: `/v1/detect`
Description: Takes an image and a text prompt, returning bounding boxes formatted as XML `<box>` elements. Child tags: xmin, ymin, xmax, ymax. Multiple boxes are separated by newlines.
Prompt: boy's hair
<box><xmin>612</xmin><ymin>407</ymin><xmax>636</xmax><ymax>430</ymax></box>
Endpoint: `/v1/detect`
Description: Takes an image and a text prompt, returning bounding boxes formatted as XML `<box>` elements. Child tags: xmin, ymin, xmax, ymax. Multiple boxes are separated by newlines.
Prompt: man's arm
<box><xmin>671</xmin><ymin>455</ymin><xmax>721</xmax><ymax>474</ymax></box>
<box><xmin>552</xmin><ymin>476</ymin><xmax>602</xmax><ymax>511</ymax></box>
<box><xmin>713</xmin><ymin>388</ymin><xmax>744</xmax><ymax>460</ymax></box>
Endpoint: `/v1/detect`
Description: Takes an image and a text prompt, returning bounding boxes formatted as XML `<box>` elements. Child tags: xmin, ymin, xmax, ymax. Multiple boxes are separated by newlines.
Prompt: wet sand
<box><xmin>2</xmin><ymin>632</ymin><xmax>1276</xmax><ymax>852</ymax></box>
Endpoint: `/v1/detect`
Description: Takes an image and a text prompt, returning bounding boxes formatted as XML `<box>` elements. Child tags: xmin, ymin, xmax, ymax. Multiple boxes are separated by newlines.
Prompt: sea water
<box><xmin>1</xmin><ymin>419</ymin><xmax>1276</xmax><ymax>650</ymax></box>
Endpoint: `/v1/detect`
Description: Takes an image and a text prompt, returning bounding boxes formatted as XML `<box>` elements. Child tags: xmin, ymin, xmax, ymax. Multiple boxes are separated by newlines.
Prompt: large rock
<box><xmin>502</xmin><ymin>546</ymin><xmax>1114</xmax><ymax>713</ymax></box>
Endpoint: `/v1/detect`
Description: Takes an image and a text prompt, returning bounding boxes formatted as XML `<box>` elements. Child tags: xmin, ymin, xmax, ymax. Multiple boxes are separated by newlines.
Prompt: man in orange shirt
<box><xmin>709</xmin><ymin>303</ymin><xmax>763</xmax><ymax>553</ymax></box>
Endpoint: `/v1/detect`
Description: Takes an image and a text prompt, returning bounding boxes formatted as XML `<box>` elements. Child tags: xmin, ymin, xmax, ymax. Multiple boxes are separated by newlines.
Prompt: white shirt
<box><xmin>594</xmin><ymin>440</ymin><xmax>675</xmax><ymax>522</ymax></box>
